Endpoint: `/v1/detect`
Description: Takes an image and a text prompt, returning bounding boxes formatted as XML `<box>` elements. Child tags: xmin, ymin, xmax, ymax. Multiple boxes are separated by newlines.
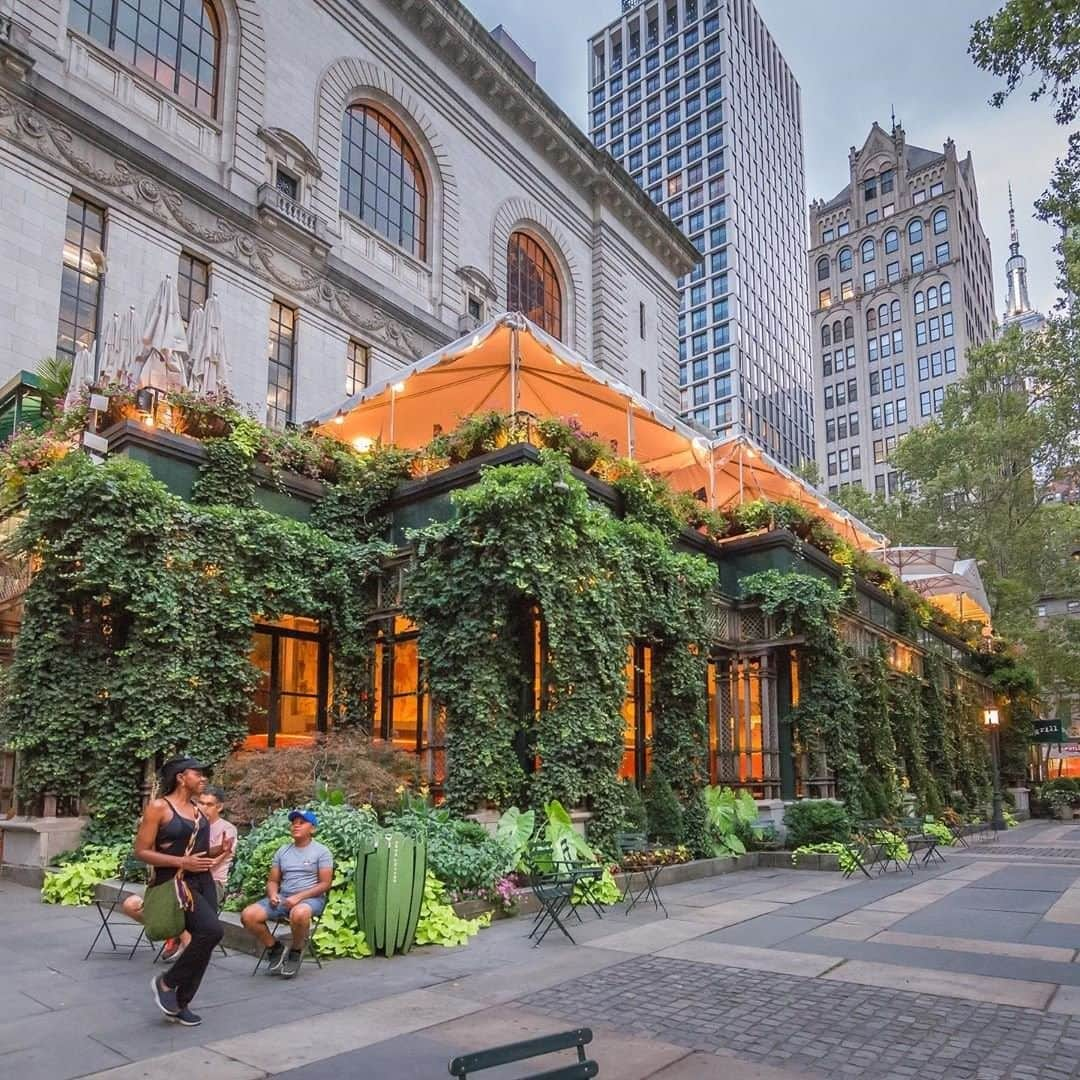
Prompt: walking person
<box><xmin>133</xmin><ymin>757</ymin><xmax>231</xmax><ymax>1026</ymax></box>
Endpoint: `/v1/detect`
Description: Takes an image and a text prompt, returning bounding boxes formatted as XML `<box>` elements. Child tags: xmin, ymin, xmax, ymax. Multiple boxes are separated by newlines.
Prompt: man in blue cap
<box><xmin>240</xmin><ymin>809</ymin><xmax>333</xmax><ymax>978</ymax></box>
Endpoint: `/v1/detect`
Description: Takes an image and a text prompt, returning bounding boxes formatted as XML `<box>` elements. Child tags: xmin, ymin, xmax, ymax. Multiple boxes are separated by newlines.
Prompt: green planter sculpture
<box><xmin>353</xmin><ymin>831</ymin><xmax>428</xmax><ymax>957</ymax></box>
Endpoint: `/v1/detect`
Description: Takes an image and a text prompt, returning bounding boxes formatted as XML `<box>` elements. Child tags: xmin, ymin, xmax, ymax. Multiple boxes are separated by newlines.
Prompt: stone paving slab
<box><xmin>672</xmin><ymin>898</ymin><xmax>783</xmax><ymax>926</ymax></box>
<box><xmin>657</xmin><ymin>939</ymin><xmax>844</xmax><ymax>977</ymax></box>
<box><xmin>947</xmin><ymin>886</ymin><xmax>1060</xmax><ymax>914</ymax></box>
<box><xmin>583</xmin><ymin>918</ymin><xmax>708</xmax><ymax>955</ymax></box>
<box><xmin>822</xmin><ymin>958</ymin><xmax>1057</xmax><ymax>1008</ymax></box>
<box><xmin>703</xmin><ymin>913</ymin><xmax>828</xmax><ymax>947</ymax></box>
<box><xmin>871</xmin><ymin>929</ymin><xmax>1076</xmax><ymax>964</ymax></box>
<box><xmin>890</xmin><ymin>903</ymin><xmax>1045</xmax><ymax>939</ymax></box>
<box><xmin>82</xmin><ymin>1049</ymin><xmax>264</xmax><ymax>1080</ymax></box>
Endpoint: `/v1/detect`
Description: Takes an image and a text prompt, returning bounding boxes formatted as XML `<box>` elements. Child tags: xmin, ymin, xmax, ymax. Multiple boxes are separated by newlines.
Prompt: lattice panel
<box><xmin>705</xmin><ymin>598</ymin><xmax>731</xmax><ymax>642</ymax></box>
<box><xmin>739</xmin><ymin>608</ymin><xmax>766</xmax><ymax>641</ymax></box>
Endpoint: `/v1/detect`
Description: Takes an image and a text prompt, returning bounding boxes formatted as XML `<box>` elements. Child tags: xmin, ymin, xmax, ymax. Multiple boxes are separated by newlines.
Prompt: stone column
<box><xmin>100</xmin><ymin>208</ymin><xmax>182</xmax><ymax>334</ymax></box>
<box><xmin>210</xmin><ymin>264</ymin><xmax>273</xmax><ymax>418</ymax></box>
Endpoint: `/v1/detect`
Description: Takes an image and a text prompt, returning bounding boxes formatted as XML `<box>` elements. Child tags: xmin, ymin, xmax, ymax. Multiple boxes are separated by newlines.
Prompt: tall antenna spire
<box><xmin>890</xmin><ymin>103</ymin><xmax>896</xmax><ymax>132</ymax></box>
<box><xmin>1008</xmin><ymin>182</ymin><xmax>1019</xmax><ymax>253</ymax></box>
<box><xmin>1004</xmin><ymin>181</ymin><xmax>1035</xmax><ymax>322</ymax></box>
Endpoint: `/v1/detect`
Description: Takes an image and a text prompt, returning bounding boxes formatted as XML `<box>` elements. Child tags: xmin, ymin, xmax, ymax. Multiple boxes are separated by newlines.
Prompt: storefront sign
<box><xmin>1033</xmin><ymin>718</ymin><xmax>1065</xmax><ymax>743</ymax></box>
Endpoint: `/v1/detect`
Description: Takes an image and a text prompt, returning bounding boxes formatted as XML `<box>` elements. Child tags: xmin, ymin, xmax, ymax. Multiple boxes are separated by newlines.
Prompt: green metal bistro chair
<box><xmin>251</xmin><ymin>910</ymin><xmax>324</xmax><ymax>975</ymax></box>
<box><xmin>84</xmin><ymin>853</ymin><xmax>155</xmax><ymax>960</ymax></box>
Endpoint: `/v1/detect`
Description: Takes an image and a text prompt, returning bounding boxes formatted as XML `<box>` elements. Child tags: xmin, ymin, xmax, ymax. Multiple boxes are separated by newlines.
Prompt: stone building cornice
<box><xmin>379</xmin><ymin>0</ymin><xmax>699</xmax><ymax>276</ymax></box>
<box><xmin>0</xmin><ymin>74</ymin><xmax>451</xmax><ymax>359</ymax></box>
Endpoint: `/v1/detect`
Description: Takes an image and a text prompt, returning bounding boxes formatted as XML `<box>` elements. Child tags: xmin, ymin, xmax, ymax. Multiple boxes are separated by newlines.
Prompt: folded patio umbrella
<box><xmin>137</xmin><ymin>276</ymin><xmax>189</xmax><ymax>392</ymax></box>
<box><xmin>115</xmin><ymin>306</ymin><xmax>141</xmax><ymax>385</ymax></box>
<box><xmin>64</xmin><ymin>345</ymin><xmax>95</xmax><ymax>412</ymax></box>
<box><xmin>95</xmin><ymin>312</ymin><xmax>122</xmax><ymax>385</ymax></box>
<box><xmin>190</xmin><ymin>294</ymin><xmax>230</xmax><ymax>396</ymax></box>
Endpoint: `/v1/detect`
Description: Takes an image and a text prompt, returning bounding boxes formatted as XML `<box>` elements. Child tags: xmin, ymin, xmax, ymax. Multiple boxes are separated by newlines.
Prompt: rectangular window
<box><xmin>848</xmin><ymin>378</ymin><xmax>858</xmax><ymax>403</ymax></box>
<box><xmin>825</xmin><ymin>418</ymin><xmax>836</xmax><ymax>443</ymax></box>
<box><xmin>942</xmin><ymin>311</ymin><xmax>954</xmax><ymax>337</ymax></box>
<box><xmin>819</xmin><ymin>288</ymin><xmax>832</xmax><ymax>309</ymax></box>
<box><xmin>839</xmin><ymin>448</ymin><xmax>849</xmax><ymax>473</ymax></box>
<box><xmin>918</xmin><ymin>355</ymin><xmax>930</xmax><ymax>381</ymax></box>
<box><xmin>930</xmin><ymin>181</ymin><xmax>944</xmax><ymax>197</ymax></box>
<box><xmin>916</xmin><ymin>321</ymin><xmax>928</xmax><ymax>346</ymax></box>
<box><xmin>870</xmin><ymin>371</ymin><xmax>880</xmax><ymax>396</ymax></box>
<box><xmin>944</xmin><ymin>346</ymin><xmax>957</xmax><ymax>373</ymax></box>
<box><xmin>56</xmin><ymin>195</ymin><xmax>106</xmax><ymax>364</ymax></box>
<box><xmin>933</xmin><ymin>386</ymin><xmax>945</xmax><ymax>412</ymax></box>
<box><xmin>929</xmin><ymin>315</ymin><xmax>941</xmax><ymax>342</ymax></box>
<box><xmin>875</xmin><ymin>474</ymin><xmax>886</xmax><ymax>495</ymax></box>
<box><xmin>267</xmin><ymin>301</ymin><xmax>296</xmax><ymax>429</ymax></box>
<box><xmin>822</xmin><ymin>227</ymin><xmax>834</xmax><ymax>243</ymax></box>
<box><xmin>880</xmin><ymin>168</ymin><xmax>895</xmax><ymax>194</ymax></box>
<box><xmin>881</xmin><ymin>366</ymin><xmax>893</xmax><ymax>393</ymax></box>
<box><xmin>346</xmin><ymin>339</ymin><xmax>369</xmax><ymax>397</ymax></box>
<box><xmin>935</xmin><ymin>241</ymin><xmax>950</xmax><ymax>263</ymax></box>
<box><xmin>871</xmin><ymin>405</ymin><xmax>882</xmax><ymax>430</ymax></box>
<box><xmin>896</xmin><ymin>397</ymin><xmax>908</xmax><ymax>423</ymax></box>
<box><xmin>887</xmin><ymin>260</ymin><xmax>900</xmax><ymax>283</ymax></box>
<box><xmin>838</xmin><ymin>222</ymin><xmax>850</xmax><ymax>237</ymax></box>
<box><xmin>863</xmin><ymin>270</ymin><xmax>876</xmax><ymax>290</ymax></box>
<box><xmin>177</xmin><ymin>252</ymin><xmax>210</xmax><ymax>324</ymax></box>
<box><xmin>865</xmin><ymin>209</ymin><xmax>879</xmax><ymax>225</ymax></box>
<box><xmin>920</xmin><ymin>390</ymin><xmax>931</xmax><ymax>416</ymax></box>
<box><xmin>823</xmin><ymin>354</ymin><xmax>833</xmax><ymax>377</ymax></box>
<box><xmin>884</xmin><ymin>401</ymin><xmax>895</xmax><ymax>426</ymax></box>
<box><xmin>837</xmin><ymin>415</ymin><xmax>848</xmax><ymax>440</ymax></box>
<box><xmin>868</xmin><ymin>337</ymin><xmax>878</xmax><ymax>362</ymax></box>
<box><xmin>873</xmin><ymin>439</ymin><xmax>885</xmax><ymax>464</ymax></box>
<box><xmin>836</xmin><ymin>382</ymin><xmax>847</xmax><ymax>407</ymax></box>
<box><xmin>880</xmin><ymin>333</ymin><xmax>892</xmax><ymax>359</ymax></box>
<box><xmin>894</xmin><ymin>363</ymin><xmax>905</xmax><ymax>389</ymax></box>
<box><xmin>827</xmin><ymin>451</ymin><xmax>838</xmax><ymax>476</ymax></box>
<box><xmin>892</xmin><ymin>329</ymin><xmax>903</xmax><ymax>354</ymax></box>
<box><xmin>931</xmin><ymin>351</ymin><xmax>943</xmax><ymax>378</ymax></box>
<box><xmin>913</xmin><ymin>189</ymin><xmax>926</xmax><ymax>204</ymax></box>
<box><xmin>911</xmin><ymin>252</ymin><xmax>925</xmax><ymax>274</ymax></box>
<box><xmin>824</xmin><ymin>386</ymin><xmax>834</xmax><ymax>410</ymax></box>
<box><xmin>841</xmin><ymin>280</ymin><xmax>854</xmax><ymax>301</ymax></box>
<box><xmin>849</xmin><ymin>411</ymin><xmax>860</xmax><ymax>437</ymax></box>
<box><xmin>851</xmin><ymin>445</ymin><xmax>862</xmax><ymax>470</ymax></box>
<box><xmin>864</xmin><ymin>176</ymin><xmax>878</xmax><ymax>201</ymax></box>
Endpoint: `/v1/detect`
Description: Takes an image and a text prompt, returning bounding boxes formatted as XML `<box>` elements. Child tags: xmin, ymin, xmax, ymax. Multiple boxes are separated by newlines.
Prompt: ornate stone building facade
<box><xmin>808</xmin><ymin>123</ymin><xmax>996</xmax><ymax>498</ymax></box>
<box><xmin>0</xmin><ymin>0</ymin><xmax>696</xmax><ymax>426</ymax></box>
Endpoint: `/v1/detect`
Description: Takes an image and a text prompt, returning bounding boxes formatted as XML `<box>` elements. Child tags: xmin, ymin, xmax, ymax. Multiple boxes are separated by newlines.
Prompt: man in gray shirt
<box><xmin>240</xmin><ymin>809</ymin><xmax>334</xmax><ymax>978</ymax></box>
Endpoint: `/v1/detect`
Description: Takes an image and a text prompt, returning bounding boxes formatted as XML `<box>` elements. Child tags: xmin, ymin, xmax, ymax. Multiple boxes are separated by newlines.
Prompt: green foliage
<box><xmin>701</xmin><ymin>786</ymin><xmax>758</xmax><ymax>857</ymax></box>
<box><xmin>784</xmin><ymin>800</ymin><xmax>851</xmax><ymax>848</ymax></box>
<box><xmin>404</xmin><ymin>454</ymin><xmax>715</xmax><ymax>850</ymax></box>
<box><xmin>617</xmin><ymin>780</ymin><xmax>649</xmax><ymax>834</ymax></box>
<box><xmin>744</xmin><ymin>571</ymin><xmax>865</xmax><ymax>813</ymax></box>
<box><xmin>414</xmin><ymin>872</ymin><xmax>490</xmax><ymax>947</ymax></box>
<box><xmin>35</xmin><ymin>356</ymin><xmax>73</xmax><ymax>420</ymax></box>
<box><xmin>572</xmin><ymin>866</ymin><xmax>622</xmax><ymax>907</ymax></box>
<box><xmin>0</xmin><ymin>453</ymin><xmax>389</xmax><ymax>837</ymax></box>
<box><xmin>388</xmin><ymin>806</ymin><xmax>512</xmax><ymax>891</ymax></box>
<box><xmin>643</xmin><ymin>775</ymin><xmax>685</xmax><ymax>845</ymax></box>
<box><xmin>681</xmin><ymin>789</ymin><xmax>710</xmax><ymax>859</ymax></box>
<box><xmin>311</xmin><ymin>858</ymin><xmax>373</xmax><ymax>958</ymax></box>
<box><xmin>41</xmin><ymin>844</ymin><xmax>125</xmax><ymax>906</ymax></box>
<box><xmin>494</xmin><ymin>806</ymin><xmax>536</xmax><ymax>872</ymax></box>
<box><xmin>888</xmin><ymin>672</ymin><xmax>938</xmax><ymax>815</ymax></box>
<box><xmin>869</xmin><ymin>829</ymin><xmax>912</xmax><ymax>865</ymax></box>
<box><xmin>921</xmin><ymin>821</ymin><xmax>954</xmax><ymax>846</ymax></box>
<box><xmin>853</xmin><ymin>645</ymin><xmax>902</xmax><ymax>817</ymax></box>
<box><xmin>791</xmin><ymin>842</ymin><xmax>858</xmax><ymax>875</ymax></box>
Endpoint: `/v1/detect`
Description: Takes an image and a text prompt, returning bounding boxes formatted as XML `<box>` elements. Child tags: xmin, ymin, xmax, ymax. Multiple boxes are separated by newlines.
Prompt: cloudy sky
<box><xmin>467</xmin><ymin>0</ymin><xmax>1067</xmax><ymax>317</ymax></box>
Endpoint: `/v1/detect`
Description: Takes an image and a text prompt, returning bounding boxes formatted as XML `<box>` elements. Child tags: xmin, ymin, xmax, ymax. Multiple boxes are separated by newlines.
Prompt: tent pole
<box><xmin>626</xmin><ymin>401</ymin><xmax>634</xmax><ymax>459</ymax></box>
<box><xmin>708</xmin><ymin>451</ymin><xmax>715</xmax><ymax>508</ymax></box>
<box><xmin>738</xmin><ymin>444</ymin><xmax>744</xmax><ymax>503</ymax></box>
<box><xmin>390</xmin><ymin>386</ymin><xmax>397</xmax><ymax>444</ymax></box>
<box><xmin>510</xmin><ymin>325</ymin><xmax>519</xmax><ymax>417</ymax></box>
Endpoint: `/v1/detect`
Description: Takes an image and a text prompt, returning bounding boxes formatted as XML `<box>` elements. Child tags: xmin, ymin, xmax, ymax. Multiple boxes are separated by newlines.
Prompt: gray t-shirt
<box><xmin>273</xmin><ymin>840</ymin><xmax>333</xmax><ymax>897</ymax></box>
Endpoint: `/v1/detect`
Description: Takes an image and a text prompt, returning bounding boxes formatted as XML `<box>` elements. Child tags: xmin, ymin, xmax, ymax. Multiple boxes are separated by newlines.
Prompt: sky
<box><xmin>466</xmin><ymin>0</ymin><xmax>1067</xmax><ymax>317</ymax></box>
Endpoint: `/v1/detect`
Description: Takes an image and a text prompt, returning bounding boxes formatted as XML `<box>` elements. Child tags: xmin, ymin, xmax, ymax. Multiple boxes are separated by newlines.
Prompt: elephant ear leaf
<box><xmin>495</xmin><ymin>807</ymin><xmax>535</xmax><ymax>870</ymax></box>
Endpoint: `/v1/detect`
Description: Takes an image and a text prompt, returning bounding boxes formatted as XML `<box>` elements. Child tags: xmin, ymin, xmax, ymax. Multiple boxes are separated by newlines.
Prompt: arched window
<box><xmin>940</xmin><ymin>281</ymin><xmax>952</xmax><ymax>306</ymax></box>
<box><xmin>340</xmin><ymin>104</ymin><xmax>428</xmax><ymax>260</ymax></box>
<box><xmin>884</xmin><ymin>228</ymin><xmax>899</xmax><ymax>254</ymax></box>
<box><xmin>932</xmin><ymin>208</ymin><xmax>948</xmax><ymax>235</ymax></box>
<box><xmin>508</xmin><ymin>231</ymin><xmax>563</xmax><ymax>339</ymax></box>
<box><xmin>832</xmin><ymin>319</ymin><xmax>842</xmax><ymax>342</ymax></box>
<box><xmin>844</xmin><ymin>316</ymin><xmax>854</xmax><ymax>340</ymax></box>
<box><xmin>861</xmin><ymin>238</ymin><xmax>876</xmax><ymax>263</ymax></box>
<box><xmin>908</xmin><ymin>218</ymin><xmax>923</xmax><ymax>245</ymax></box>
<box><xmin>890</xmin><ymin>299</ymin><xmax>901</xmax><ymax>324</ymax></box>
<box><xmin>927</xmin><ymin>285</ymin><xmax>939</xmax><ymax>310</ymax></box>
<box><xmin>822</xmin><ymin>323</ymin><xmax>831</xmax><ymax>347</ymax></box>
<box><xmin>914</xmin><ymin>290</ymin><xmax>925</xmax><ymax>315</ymax></box>
<box><xmin>816</xmin><ymin>255</ymin><xmax>830</xmax><ymax>281</ymax></box>
<box><xmin>867</xmin><ymin>308</ymin><xmax>877</xmax><ymax>331</ymax></box>
<box><xmin>878</xmin><ymin>302</ymin><xmax>889</xmax><ymax>327</ymax></box>
<box><xmin>838</xmin><ymin>247</ymin><xmax>853</xmax><ymax>272</ymax></box>
<box><xmin>69</xmin><ymin>0</ymin><xmax>221</xmax><ymax>116</ymax></box>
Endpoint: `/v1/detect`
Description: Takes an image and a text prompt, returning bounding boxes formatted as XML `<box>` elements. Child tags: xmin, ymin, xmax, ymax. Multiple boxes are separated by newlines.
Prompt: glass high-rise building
<box><xmin>587</xmin><ymin>0</ymin><xmax>814</xmax><ymax>469</ymax></box>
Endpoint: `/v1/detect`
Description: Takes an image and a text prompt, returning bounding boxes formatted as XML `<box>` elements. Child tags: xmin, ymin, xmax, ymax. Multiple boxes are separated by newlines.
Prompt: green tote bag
<box><xmin>141</xmin><ymin>811</ymin><xmax>200</xmax><ymax>941</ymax></box>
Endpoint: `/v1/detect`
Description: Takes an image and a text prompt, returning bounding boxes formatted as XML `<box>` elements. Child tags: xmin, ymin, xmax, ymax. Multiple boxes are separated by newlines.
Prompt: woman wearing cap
<box><xmin>133</xmin><ymin>757</ymin><xmax>232</xmax><ymax>1026</ymax></box>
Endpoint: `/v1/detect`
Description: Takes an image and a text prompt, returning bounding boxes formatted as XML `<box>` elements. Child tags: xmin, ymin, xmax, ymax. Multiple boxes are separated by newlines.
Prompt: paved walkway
<box><xmin>5</xmin><ymin>822</ymin><xmax>1080</xmax><ymax>1078</ymax></box>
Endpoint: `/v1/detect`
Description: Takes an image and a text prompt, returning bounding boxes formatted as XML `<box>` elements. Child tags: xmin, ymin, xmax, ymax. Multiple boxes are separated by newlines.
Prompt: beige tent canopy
<box><xmin>874</xmin><ymin>546</ymin><xmax>992</xmax><ymax>626</ymax></box>
<box><xmin>311</xmin><ymin>312</ymin><xmax>886</xmax><ymax>551</ymax></box>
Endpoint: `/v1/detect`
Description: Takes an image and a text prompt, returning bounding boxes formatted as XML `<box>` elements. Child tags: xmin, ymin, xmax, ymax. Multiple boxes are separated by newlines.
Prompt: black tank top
<box><xmin>151</xmin><ymin>798</ymin><xmax>209</xmax><ymax>883</ymax></box>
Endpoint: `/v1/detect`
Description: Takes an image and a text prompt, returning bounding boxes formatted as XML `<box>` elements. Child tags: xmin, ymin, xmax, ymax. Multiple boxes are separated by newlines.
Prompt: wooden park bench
<box><xmin>448</xmin><ymin>1028</ymin><xmax>598</xmax><ymax>1079</ymax></box>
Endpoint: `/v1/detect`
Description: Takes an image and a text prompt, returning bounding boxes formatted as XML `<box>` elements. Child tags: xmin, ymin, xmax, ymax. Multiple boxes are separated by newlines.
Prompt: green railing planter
<box><xmin>353</xmin><ymin>831</ymin><xmax>427</xmax><ymax>957</ymax></box>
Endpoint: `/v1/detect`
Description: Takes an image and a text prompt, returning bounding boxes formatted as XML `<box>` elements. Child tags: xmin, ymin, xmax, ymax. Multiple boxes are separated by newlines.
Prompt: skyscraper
<box><xmin>588</xmin><ymin>0</ymin><xmax>814</xmax><ymax>469</ymax></box>
<box><xmin>808</xmin><ymin>123</ymin><xmax>996</xmax><ymax>498</ymax></box>
<box><xmin>1002</xmin><ymin>185</ymin><xmax>1047</xmax><ymax>334</ymax></box>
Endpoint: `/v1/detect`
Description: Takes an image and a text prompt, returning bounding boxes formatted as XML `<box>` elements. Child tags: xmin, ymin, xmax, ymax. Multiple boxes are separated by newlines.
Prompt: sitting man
<box><xmin>241</xmin><ymin>809</ymin><xmax>333</xmax><ymax>978</ymax></box>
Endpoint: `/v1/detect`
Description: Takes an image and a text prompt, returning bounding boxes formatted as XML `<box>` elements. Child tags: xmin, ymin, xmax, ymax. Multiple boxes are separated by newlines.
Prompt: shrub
<box><xmin>218</xmin><ymin>732</ymin><xmax>418</xmax><ymax>826</ymax></box>
<box><xmin>644</xmin><ymin>775</ymin><xmax>684</xmax><ymax>845</ymax></box>
<box><xmin>41</xmin><ymin>844</ymin><xmax>126</xmax><ymax>906</ymax></box>
<box><xmin>784</xmin><ymin>800</ymin><xmax>851</xmax><ymax>848</ymax></box>
<box><xmin>388</xmin><ymin>808</ymin><xmax>512</xmax><ymax>892</ymax></box>
<box><xmin>681</xmin><ymin>790</ymin><xmax>710</xmax><ymax>858</ymax></box>
<box><xmin>618</xmin><ymin>779</ymin><xmax>649</xmax><ymax>834</ymax></box>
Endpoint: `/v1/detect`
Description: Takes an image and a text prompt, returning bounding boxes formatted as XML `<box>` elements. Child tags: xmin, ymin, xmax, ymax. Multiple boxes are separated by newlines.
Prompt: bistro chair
<box><xmin>615</xmin><ymin>831</ymin><xmax>668</xmax><ymax>917</ymax></box>
<box><xmin>84</xmin><ymin>852</ymin><xmax>155</xmax><ymax>960</ymax></box>
<box><xmin>251</xmin><ymin>911</ymin><xmax>324</xmax><ymax>975</ymax></box>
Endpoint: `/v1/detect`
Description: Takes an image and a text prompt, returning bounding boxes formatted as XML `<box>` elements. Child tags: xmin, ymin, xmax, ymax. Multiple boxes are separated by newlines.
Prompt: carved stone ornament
<box><xmin>0</xmin><ymin>89</ymin><xmax>432</xmax><ymax>357</ymax></box>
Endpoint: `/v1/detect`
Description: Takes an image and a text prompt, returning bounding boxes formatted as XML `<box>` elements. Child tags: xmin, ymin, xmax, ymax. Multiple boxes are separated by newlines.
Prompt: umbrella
<box><xmin>115</xmin><ymin>306</ymin><xmax>141</xmax><ymax>386</ymax></box>
<box><xmin>96</xmin><ymin>312</ymin><xmax>122</xmax><ymax>384</ymax></box>
<box><xmin>64</xmin><ymin>345</ymin><xmax>95</xmax><ymax>411</ymax></box>
<box><xmin>137</xmin><ymin>276</ymin><xmax>188</xmax><ymax>392</ymax></box>
<box><xmin>190</xmin><ymin>294</ymin><xmax>230</xmax><ymax>396</ymax></box>
<box><xmin>186</xmin><ymin>304</ymin><xmax>207</xmax><ymax>386</ymax></box>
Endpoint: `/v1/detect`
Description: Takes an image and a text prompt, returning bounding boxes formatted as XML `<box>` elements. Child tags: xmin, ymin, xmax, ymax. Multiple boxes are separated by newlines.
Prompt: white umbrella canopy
<box><xmin>95</xmin><ymin>312</ymin><xmax>122</xmax><ymax>385</ymax></box>
<box><xmin>115</xmin><ymin>305</ymin><xmax>141</xmax><ymax>385</ymax></box>
<box><xmin>186</xmin><ymin>304</ymin><xmax>207</xmax><ymax>385</ymax></box>
<box><xmin>64</xmin><ymin>345</ymin><xmax>95</xmax><ymax>411</ymax></box>
<box><xmin>137</xmin><ymin>276</ymin><xmax>189</xmax><ymax>392</ymax></box>
<box><xmin>190</xmin><ymin>294</ymin><xmax>230</xmax><ymax>396</ymax></box>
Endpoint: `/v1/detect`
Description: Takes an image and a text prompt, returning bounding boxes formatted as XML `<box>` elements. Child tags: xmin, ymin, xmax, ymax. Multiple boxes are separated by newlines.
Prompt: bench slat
<box><xmin>448</xmin><ymin>1029</ymin><xmax>593</xmax><ymax>1075</ymax></box>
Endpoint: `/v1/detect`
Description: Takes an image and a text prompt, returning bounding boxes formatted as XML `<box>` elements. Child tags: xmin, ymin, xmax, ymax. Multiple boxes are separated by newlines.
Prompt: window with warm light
<box><xmin>619</xmin><ymin>642</ymin><xmax>653</xmax><ymax>783</ymax></box>
<box><xmin>507</xmin><ymin>231</ymin><xmax>563</xmax><ymax>340</ymax></box>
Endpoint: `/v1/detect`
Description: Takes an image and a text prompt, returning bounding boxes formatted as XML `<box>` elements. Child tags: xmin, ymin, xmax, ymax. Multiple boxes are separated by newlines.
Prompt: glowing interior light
<box><xmin>392</xmin><ymin>381</ymin><xmax>407</xmax><ymax>394</ymax></box>
<box><xmin>352</xmin><ymin>435</ymin><xmax>373</xmax><ymax>452</ymax></box>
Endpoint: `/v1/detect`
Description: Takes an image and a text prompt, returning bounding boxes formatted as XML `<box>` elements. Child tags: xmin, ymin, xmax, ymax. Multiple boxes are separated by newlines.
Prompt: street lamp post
<box><xmin>984</xmin><ymin>708</ymin><xmax>1006</xmax><ymax>831</ymax></box>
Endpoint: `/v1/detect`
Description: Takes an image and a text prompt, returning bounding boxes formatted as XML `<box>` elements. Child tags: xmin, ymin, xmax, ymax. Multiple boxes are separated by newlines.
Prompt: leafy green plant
<box><xmin>541</xmin><ymin>799</ymin><xmax>597</xmax><ymax>866</ymax></box>
<box><xmin>41</xmin><ymin>844</ymin><xmax>125</xmax><ymax>906</ymax></box>
<box><xmin>701</xmin><ymin>785</ymin><xmax>758</xmax><ymax>857</ymax></box>
<box><xmin>387</xmin><ymin>806</ymin><xmax>513</xmax><ymax>891</ymax></box>
<box><xmin>783</xmin><ymin>800</ymin><xmax>852</xmax><ymax>848</ymax></box>
<box><xmin>414</xmin><ymin>872</ymin><xmax>490</xmax><ymax>947</ymax></box>
<box><xmin>920</xmin><ymin>821</ymin><xmax>954</xmax><ymax>846</ymax></box>
<box><xmin>311</xmin><ymin>858</ymin><xmax>373</xmax><ymax>958</ymax></box>
<box><xmin>572</xmin><ymin>866</ymin><xmax>622</xmax><ymax>907</ymax></box>
<box><xmin>644</xmin><ymin>775</ymin><xmax>685</xmax><ymax>845</ymax></box>
<box><xmin>495</xmin><ymin>806</ymin><xmax>535</xmax><ymax>871</ymax></box>
<box><xmin>618</xmin><ymin>779</ymin><xmax>649</xmax><ymax>833</ymax></box>
<box><xmin>791</xmin><ymin>842</ymin><xmax>857</xmax><ymax>875</ymax></box>
<box><xmin>868</xmin><ymin>829</ymin><xmax>911</xmax><ymax>865</ymax></box>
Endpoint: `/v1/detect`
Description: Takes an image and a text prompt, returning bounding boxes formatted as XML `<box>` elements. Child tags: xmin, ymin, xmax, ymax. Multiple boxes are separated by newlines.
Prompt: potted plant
<box><xmin>1047</xmin><ymin>789</ymin><xmax>1077</xmax><ymax>821</ymax></box>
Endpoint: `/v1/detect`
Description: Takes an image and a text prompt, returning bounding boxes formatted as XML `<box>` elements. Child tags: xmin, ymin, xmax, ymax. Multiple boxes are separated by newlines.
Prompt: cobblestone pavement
<box><xmin>520</xmin><ymin>953</ymin><xmax>1080</xmax><ymax>1080</ymax></box>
